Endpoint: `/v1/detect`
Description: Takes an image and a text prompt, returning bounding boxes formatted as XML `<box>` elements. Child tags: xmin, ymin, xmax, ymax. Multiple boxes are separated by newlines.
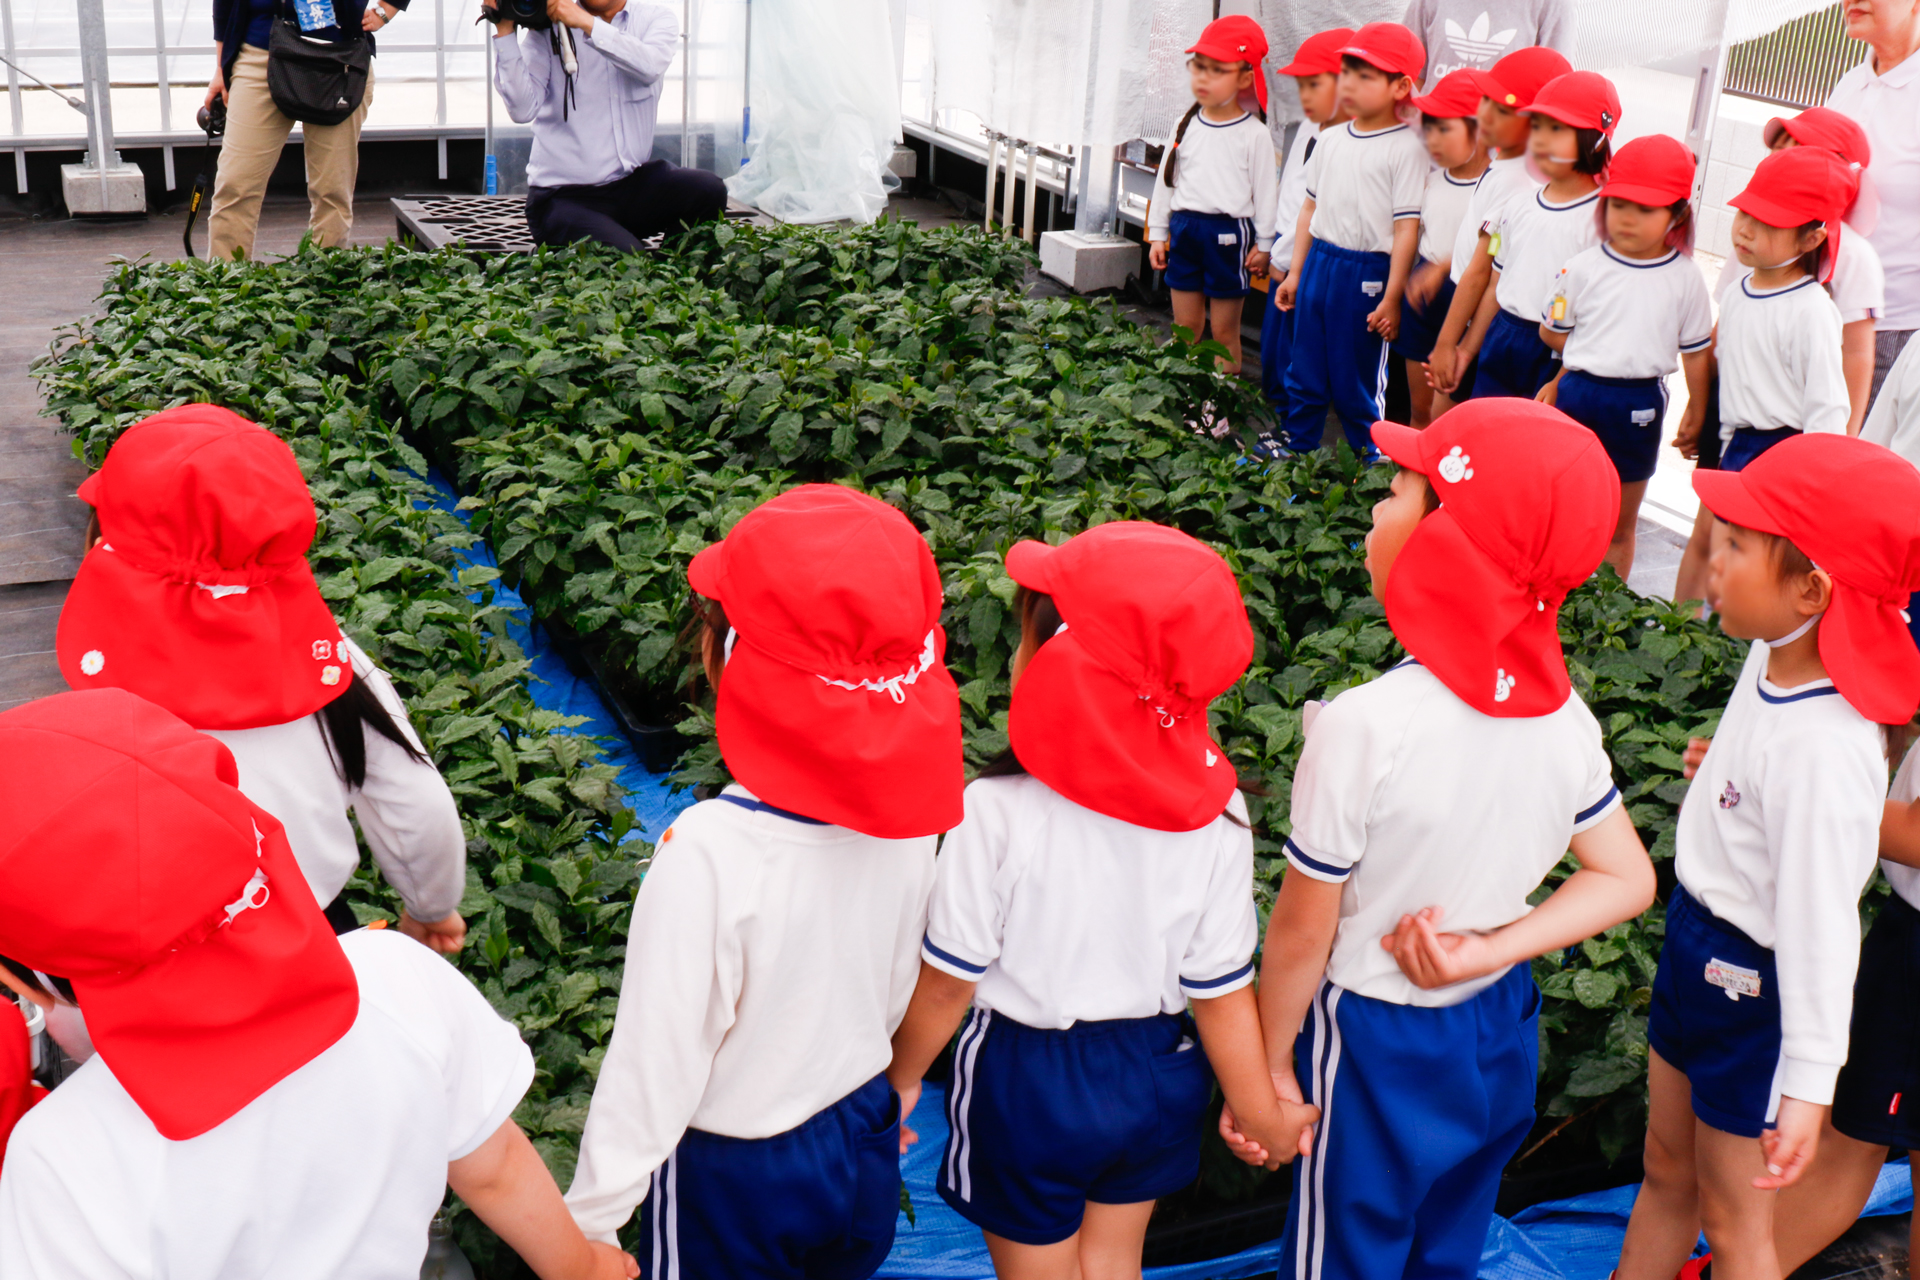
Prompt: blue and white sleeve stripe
<box><xmin>1572</xmin><ymin>784</ymin><xmax>1622</xmax><ymax>832</ymax></box>
<box><xmin>1284</xmin><ymin>837</ymin><xmax>1353</xmax><ymax>883</ymax></box>
<box><xmin>1679</xmin><ymin>333</ymin><xmax>1713</xmax><ymax>352</ymax></box>
<box><xmin>921</xmin><ymin>933</ymin><xmax>989</xmax><ymax>980</ymax></box>
<box><xmin>1392</xmin><ymin>207</ymin><xmax>1423</xmax><ymax>220</ymax></box>
<box><xmin>1180</xmin><ymin>958</ymin><xmax>1256</xmax><ymax>998</ymax></box>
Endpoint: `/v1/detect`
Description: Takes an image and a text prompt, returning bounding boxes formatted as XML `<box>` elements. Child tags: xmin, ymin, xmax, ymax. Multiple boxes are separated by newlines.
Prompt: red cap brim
<box><xmin>1726</xmin><ymin>187</ymin><xmax>1807</xmax><ymax>232</ymax></box>
<box><xmin>74</xmin><ymin>808</ymin><xmax>359</xmax><ymax>1140</ymax></box>
<box><xmin>1371</xmin><ymin>420</ymin><xmax>1427</xmax><ymax>472</ymax></box>
<box><xmin>1462</xmin><ymin>69</ymin><xmax>1513</xmax><ymax>106</ymax></box>
<box><xmin>1599</xmin><ymin>179</ymin><xmax>1690</xmax><ymax>207</ymax></box>
<box><xmin>57</xmin><ymin>543</ymin><xmax>352</xmax><ymax>731</ymax></box>
<box><xmin>1691</xmin><ymin>467</ymin><xmax>1780</xmax><ymax>536</ymax></box>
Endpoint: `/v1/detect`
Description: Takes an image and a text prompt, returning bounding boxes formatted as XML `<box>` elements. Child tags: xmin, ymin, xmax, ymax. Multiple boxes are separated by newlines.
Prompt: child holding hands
<box><xmin>888</xmin><ymin>522</ymin><xmax>1316</xmax><ymax>1280</ymax></box>
<box><xmin>1226</xmin><ymin>400</ymin><xmax>1655</xmax><ymax>1280</ymax></box>
<box><xmin>1148</xmin><ymin>15</ymin><xmax>1280</xmax><ymax>376</ymax></box>
<box><xmin>1615</xmin><ymin>434</ymin><xmax>1918</xmax><ymax>1280</ymax></box>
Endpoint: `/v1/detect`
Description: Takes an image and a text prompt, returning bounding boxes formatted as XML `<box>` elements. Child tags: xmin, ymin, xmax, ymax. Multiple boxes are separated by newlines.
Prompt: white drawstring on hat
<box><xmin>1765</xmin><ymin>612</ymin><xmax>1823</xmax><ymax>648</ymax></box>
<box><xmin>815</xmin><ymin>630</ymin><xmax>939</xmax><ymax>704</ymax></box>
<box><xmin>221</xmin><ymin>867</ymin><xmax>271</xmax><ymax>927</ymax></box>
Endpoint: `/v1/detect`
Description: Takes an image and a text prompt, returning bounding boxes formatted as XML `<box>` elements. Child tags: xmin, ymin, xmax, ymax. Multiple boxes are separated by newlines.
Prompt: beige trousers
<box><xmin>208</xmin><ymin>44</ymin><xmax>373</xmax><ymax>261</ymax></box>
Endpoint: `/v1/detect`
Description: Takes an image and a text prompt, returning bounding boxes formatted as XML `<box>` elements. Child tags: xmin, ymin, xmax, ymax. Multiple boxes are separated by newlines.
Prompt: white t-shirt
<box><xmin>1271</xmin><ymin>120</ymin><xmax>1323</xmax><ymax>268</ymax></box>
<box><xmin>1673</xmin><ymin>641</ymin><xmax>1885</xmax><ymax>1106</ymax></box>
<box><xmin>1493</xmin><ymin>186</ymin><xmax>1603</xmax><ymax>320</ymax></box>
<box><xmin>1714</xmin><ymin>272</ymin><xmax>1851</xmax><ymax>442</ymax></box>
<box><xmin>566</xmin><ymin>786</ymin><xmax>935</xmax><ymax>1243</ymax></box>
<box><xmin>1548</xmin><ymin>244</ymin><xmax>1715</xmax><ymax>381</ymax></box>
<box><xmin>206</xmin><ymin>637</ymin><xmax>466</xmax><ymax>921</ymax></box>
<box><xmin>1861</xmin><ymin>330</ymin><xmax>1920</xmax><ymax>465</ymax></box>
<box><xmin>1450</xmin><ymin>154</ymin><xmax>1539</xmax><ymax>284</ymax></box>
<box><xmin>1147</xmin><ymin>111</ymin><xmax>1282</xmax><ymax>246</ymax></box>
<box><xmin>1827</xmin><ymin>55</ymin><xmax>1920</xmax><ymax>331</ymax></box>
<box><xmin>1286</xmin><ymin>659</ymin><xmax>1621</xmax><ymax>1008</ymax></box>
<box><xmin>921</xmin><ymin>774</ymin><xmax>1259</xmax><ymax>1028</ymax></box>
<box><xmin>1418</xmin><ymin>166</ymin><xmax>1481</xmax><ymax>267</ymax></box>
<box><xmin>0</xmin><ymin>930</ymin><xmax>533</xmax><ymax>1279</ymax></box>
<box><xmin>1715</xmin><ymin>232</ymin><xmax>1886</xmax><ymax>327</ymax></box>
<box><xmin>1884</xmin><ymin>738</ymin><xmax>1920</xmax><ymax>913</ymax></box>
<box><xmin>1303</xmin><ymin>120</ymin><xmax>1431</xmax><ymax>255</ymax></box>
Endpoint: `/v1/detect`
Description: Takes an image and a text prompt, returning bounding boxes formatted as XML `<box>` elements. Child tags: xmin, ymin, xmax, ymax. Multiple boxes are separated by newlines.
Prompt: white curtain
<box><xmin>727</xmin><ymin>0</ymin><xmax>902</xmax><ymax>224</ymax></box>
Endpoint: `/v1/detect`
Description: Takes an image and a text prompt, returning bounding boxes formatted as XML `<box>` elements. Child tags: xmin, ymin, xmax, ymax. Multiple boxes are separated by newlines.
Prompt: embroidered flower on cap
<box><xmin>1494</xmin><ymin>668</ymin><xmax>1516</xmax><ymax>702</ymax></box>
<box><xmin>1438</xmin><ymin>446</ymin><xmax>1475</xmax><ymax>484</ymax></box>
<box><xmin>320</xmin><ymin>666</ymin><xmax>341</xmax><ymax>686</ymax></box>
<box><xmin>311</xmin><ymin>640</ymin><xmax>332</xmax><ymax>661</ymax></box>
<box><xmin>1205</xmin><ymin>749</ymin><xmax>1219</xmax><ymax>767</ymax></box>
<box><xmin>335</xmin><ymin>639</ymin><xmax>349</xmax><ymax>662</ymax></box>
<box><xmin>80</xmin><ymin>650</ymin><xmax>106</xmax><ymax>676</ymax></box>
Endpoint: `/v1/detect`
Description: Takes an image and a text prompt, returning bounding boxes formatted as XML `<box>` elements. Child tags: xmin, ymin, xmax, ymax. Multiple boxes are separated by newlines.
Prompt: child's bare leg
<box><xmin>1693</xmin><ymin>1120</ymin><xmax>1781</xmax><ymax>1279</ymax></box>
<box><xmin>1209</xmin><ymin>296</ymin><xmax>1246</xmax><ymax>375</ymax></box>
<box><xmin>1605</xmin><ymin>480</ymin><xmax>1648</xmax><ymax>581</ymax></box>
<box><xmin>1078</xmin><ymin>1200</ymin><xmax>1155</xmax><ymax>1280</ymax></box>
<box><xmin>1429</xmin><ymin>385</ymin><xmax>1458</xmax><ymax>422</ymax></box>
<box><xmin>1770</xmin><ymin>1123</ymin><xmax>1886</xmax><ymax>1273</ymax></box>
<box><xmin>1170</xmin><ymin>289</ymin><xmax>1208</xmax><ymax>347</ymax></box>
<box><xmin>1674</xmin><ymin>505</ymin><xmax>1717</xmax><ymax>609</ymax></box>
<box><xmin>1616</xmin><ymin>1050</ymin><xmax>1702</xmax><ymax>1280</ymax></box>
<box><xmin>983</xmin><ymin>1231</ymin><xmax>1080</xmax><ymax>1280</ymax></box>
<box><xmin>1406</xmin><ymin>360</ymin><xmax>1434</xmax><ymax>429</ymax></box>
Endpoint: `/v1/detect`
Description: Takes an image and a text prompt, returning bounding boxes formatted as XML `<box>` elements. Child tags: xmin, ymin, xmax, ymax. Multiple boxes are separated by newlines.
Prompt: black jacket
<box><xmin>214</xmin><ymin>0</ymin><xmax>411</xmax><ymax>78</ymax></box>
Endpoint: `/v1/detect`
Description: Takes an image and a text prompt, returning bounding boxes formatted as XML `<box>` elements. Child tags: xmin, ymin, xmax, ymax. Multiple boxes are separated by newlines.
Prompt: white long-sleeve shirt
<box><xmin>1674</xmin><ymin>641</ymin><xmax>1886</xmax><ymax>1106</ymax></box>
<box><xmin>205</xmin><ymin>638</ymin><xmax>466</xmax><ymax>922</ymax></box>
<box><xmin>1714</xmin><ymin>271</ymin><xmax>1851</xmax><ymax>443</ymax></box>
<box><xmin>492</xmin><ymin>4</ymin><xmax>678</xmax><ymax>190</ymax></box>
<box><xmin>566</xmin><ymin>785</ymin><xmax>936</xmax><ymax>1243</ymax></box>
<box><xmin>1147</xmin><ymin>111</ymin><xmax>1281</xmax><ymax>246</ymax></box>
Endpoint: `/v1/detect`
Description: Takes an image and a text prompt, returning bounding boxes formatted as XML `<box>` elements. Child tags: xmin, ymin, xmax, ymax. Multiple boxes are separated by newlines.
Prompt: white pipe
<box><xmin>1000</xmin><ymin>137</ymin><xmax>1017</xmax><ymax>237</ymax></box>
<box><xmin>1022</xmin><ymin>142</ymin><xmax>1036</xmax><ymax>242</ymax></box>
<box><xmin>982</xmin><ymin>133</ymin><xmax>998</xmax><ymax>232</ymax></box>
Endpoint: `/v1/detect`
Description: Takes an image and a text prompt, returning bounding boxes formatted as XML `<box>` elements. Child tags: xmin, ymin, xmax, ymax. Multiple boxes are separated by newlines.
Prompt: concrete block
<box><xmin>887</xmin><ymin>144</ymin><xmax>917</xmax><ymax>180</ymax></box>
<box><xmin>1038</xmin><ymin>230</ymin><xmax>1142</xmax><ymax>294</ymax></box>
<box><xmin>60</xmin><ymin>162</ymin><xmax>146</xmax><ymax>216</ymax></box>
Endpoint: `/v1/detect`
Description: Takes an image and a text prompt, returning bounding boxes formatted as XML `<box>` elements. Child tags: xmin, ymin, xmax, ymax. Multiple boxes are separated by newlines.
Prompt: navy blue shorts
<box><xmin>1471</xmin><ymin>308</ymin><xmax>1559</xmax><ymax>400</ymax></box>
<box><xmin>1720</xmin><ymin>426</ymin><xmax>1798</xmax><ymax>473</ymax></box>
<box><xmin>1390</xmin><ymin>265</ymin><xmax>1455</xmax><ymax>364</ymax></box>
<box><xmin>1833</xmin><ymin>892</ymin><xmax>1920</xmax><ymax>1147</ymax></box>
<box><xmin>1284</xmin><ymin>967</ymin><xmax>1539</xmax><ymax>1280</ymax></box>
<box><xmin>1648</xmin><ymin>885</ymin><xmax>1783</xmax><ymax>1138</ymax></box>
<box><xmin>1557</xmin><ymin>369</ymin><xmax>1668</xmax><ymax>483</ymax></box>
<box><xmin>939</xmin><ymin>1009</ymin><xmax>1212</xmax><ymax>1245</ymax></box>
<box><xmin>1164</xmin><ymin>210</ymin><xmax>1255</xmax><ymax>299</ymax></box>
<box><xmin>637</xmin><ymin>1073</ymin><xmax>901</xmax><ymax>1280</ymax></box>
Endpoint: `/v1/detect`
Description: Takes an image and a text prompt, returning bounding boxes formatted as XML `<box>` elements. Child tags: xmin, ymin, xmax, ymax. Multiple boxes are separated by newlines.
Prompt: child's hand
<box><xmin>1672</xmin><ymin>413</ymin><xmax>1702</xmax><ymax>460</ymax></box>
<box><xmin>894</xmin><ymin>1078</ymin><xmax>923</xmax><ymax>1156</ymax></box>
<box><xmin>1380</xmin><ymin>907</ymin><xmax>1503</xmax><ymax>989</ymax></box>
<box><xmin>1366</xmin><ymin>302</ymin><xmax>1400</xmax><ymax>341</ymax></box>
<box><xmin>1755</xmin><ymin>1097</ymin><xmax>1826</xmax><ymax>1189</ymax></box>
<box><xmin>1427</xmin><ymin>342</ymin><xmax>1457</xmax><ymax>393</ymax></box>
<box><xmin>1682</xmin><ymin>737</ymin><xmax>1711</xmax><ymax>780</ymax></box>
<box><xmin>1149</xmin><ymin>240</ymin><xmax>1169</xmax><ymax>271</ymax></box>
<box><xmin>582</xmin><ymin>1242</ymin><xmax>641</xmax><ymax>1280</ymax></box>
<box><xmin>1406</xmin><ymin>260</ymin><xmax>1445</xmax><ymax>308</ymax></box>
<box><xmin>1219</xmin><ymin>1072</ymin><xmax>1315</xmax><ymax>1166</ymax></box>
<box><xmin>1534</xmin><ymin>374</ymin><xmax>1560</xmax><ymax>408</ymax></box>
<box><xmin>1276</xmin><ymin>276</ymin><xmax>1299</xmax><ymax>311</ymax></box>
<box><xmin>1245</xmin><ymin>248</ymin><xmax>1271</xmax><ymax>277</ymax></box>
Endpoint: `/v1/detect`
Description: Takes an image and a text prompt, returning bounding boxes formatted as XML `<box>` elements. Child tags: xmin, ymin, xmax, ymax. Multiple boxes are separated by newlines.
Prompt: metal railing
<box><xmin>1723</xmin><ymin>1</ymin><xmax>1868</xmax><ymax>109</ymax></box>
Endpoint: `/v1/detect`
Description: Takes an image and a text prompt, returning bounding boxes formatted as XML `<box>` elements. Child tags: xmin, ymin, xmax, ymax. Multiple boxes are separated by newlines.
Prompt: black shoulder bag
<box><xmin>267</xmin><ymin>0</ymin><xmax>371</xmax><ymax>126</ymax></box>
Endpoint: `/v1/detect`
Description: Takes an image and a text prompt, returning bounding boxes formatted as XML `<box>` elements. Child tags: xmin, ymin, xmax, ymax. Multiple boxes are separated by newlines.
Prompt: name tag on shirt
<box><xmin>1361</xmin><ymin>281</ymin><xmax>1384</xmax><ymax>297</ymax></box>
<box><xmin>1550</xmin><ymin>296</ymin><xmax>1568</xmax><ymax>323</ymax></box>
<box><xmin>1705</xmin><ymin>957</ymin><xmax>1762</xmax><ymax>1001</ymax></box>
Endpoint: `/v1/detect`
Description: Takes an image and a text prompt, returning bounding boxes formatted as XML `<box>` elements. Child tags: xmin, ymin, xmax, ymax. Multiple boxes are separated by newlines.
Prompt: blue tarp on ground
<box><xmin>883</xmin><ymin>1082</ymin><xmax>1915</xmax><ymax>1280</ymax></box>
<box><xmin>423</xmin><ymin>471</ymin><xmax>693</xmax><ymax>840</ymax></box>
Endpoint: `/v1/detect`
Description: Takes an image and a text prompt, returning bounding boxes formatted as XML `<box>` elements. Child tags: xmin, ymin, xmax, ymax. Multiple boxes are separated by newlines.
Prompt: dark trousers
<box><xmin>526</xmin><ymin>158</ymin><xmax>729</xmax><ymax>252</ymax></box>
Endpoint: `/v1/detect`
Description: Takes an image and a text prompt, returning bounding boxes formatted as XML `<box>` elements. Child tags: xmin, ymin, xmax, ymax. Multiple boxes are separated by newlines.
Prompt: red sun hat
<box><xmin>1728</xmin><ymin>146</ymin><xmax>1857</xmax><ymax>283</ymax></box>
<box><xmin>1525</xmin><ymin>70</ymin><xmax>1623</xmax><ymax>137</ymax></box>
<box><xmin>0</xmin><ymin>688</ymin><xmax>358</xmax><ymax>1140</ymax></box>
<box><xmin>1005</xmin><ymin>523</ymin><xmax>1253</xmax><ymax>832</ymax></box>
<box><xmin>1410</xmin><ymin>69</ymin><xmax>1484</xmax><ymax>119</ymax></box>
<box><xmin>688</xmin><ymin>485</ymin><xmax>962</xmax><ymax>839</ymax></box>
<box><xmin>1463</xmin><ymin>46</ymin><xmax>1571</xmax><ymax>111</ymax></box>
<box><xmin>1277</xmin><ymin>27</ymin><xmax>1354</xmax><ymax>78</ymax></box>
<box><xmin>56</xmin><ymin>404</ymin><xmax>350</xmax><ymax>731</ymax></box>
<box><xmin>1188</xmin><ymin>15</ymin><xmax>1270</xmax><ymax>113</ymax></box>
<box><xmin>1340</xmin><ymin>22</ymin><xmax>1425</xmax><ymax>81</ymax></box>
<box><xmin>1600</xmin><ymin>134</ymin><xmax>1697</xmax><ymax>207</ymax></box>
<box><xmin>1764</xmin><ymin>106</ymin><xmax>1879</xmax><ymax>233</ymax></box>
<box><xmin>1692</xmin><ymin>434</ymin><xmax>1920</xmax><ymax>725</ymax></box>
<box><xmin>1372</xmin><ymin>401</ymin><xmax>1619</xmax><ymax>718</ymax></box>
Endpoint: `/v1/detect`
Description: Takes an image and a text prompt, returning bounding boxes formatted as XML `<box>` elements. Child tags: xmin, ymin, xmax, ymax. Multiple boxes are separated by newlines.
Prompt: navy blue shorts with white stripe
<box><xmin>1283</xmin><ymin>967</ymin><xmax>1539</xmax><ymax>1280</ymax></box>
<box><xmin>1163</xmin><ymin>210</ymin><xmax>1255</xmax><ymax>299</ymax></box>
<box><xmin>635</xmin><ymin>1073</ymin><xmax>901</xmax><ymax>1280</ymax></box>
<box><xmin>1647</xmin><ymin>884</ymin><xmax>1784</xmax><ymax>1138</ymax></box>
<box><xmin>1283</xmin><ymin>241</ymin><xmax>1394</xmax><ymax>457</ymax></box>
<box><xmin>938</xmin><ymin>1008</ymin><xmax>1214</xmax><ymax>1245</ymax></box>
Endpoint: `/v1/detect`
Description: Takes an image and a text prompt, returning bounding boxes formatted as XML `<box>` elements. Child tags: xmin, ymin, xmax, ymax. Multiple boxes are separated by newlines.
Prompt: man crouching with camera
<box><xmin>488</xmin><ymin>0</ymin><xmax>727</xmax><ymax>250</ymax></box>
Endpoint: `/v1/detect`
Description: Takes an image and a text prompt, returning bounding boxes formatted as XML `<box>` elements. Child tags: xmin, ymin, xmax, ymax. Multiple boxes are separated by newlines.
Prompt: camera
<box><xmin>481</xmin><ymin>0</ymin><xmax>550</xmax><ymax>30</ymax></box>
<box><xmin>196</xmin><ymin>98</ymin><xmax>227</xmax><ymax>137</ymax></box>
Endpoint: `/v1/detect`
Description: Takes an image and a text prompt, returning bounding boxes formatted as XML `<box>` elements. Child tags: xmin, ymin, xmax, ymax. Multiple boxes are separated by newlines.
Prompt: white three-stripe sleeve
<box><xmin>565</xmin><ymin>829</ymin><xmax>742</xmax><ymax>1244</ymax></box>
<box><xmin>922</xmin><ymin>783</ymin><xmax>1011</xmax><ymax>981</ymax></box>
<box><xmin>1179</xmin><ymin>789</ymin><xmax>1260</xmax><ymax>997</ymax></box>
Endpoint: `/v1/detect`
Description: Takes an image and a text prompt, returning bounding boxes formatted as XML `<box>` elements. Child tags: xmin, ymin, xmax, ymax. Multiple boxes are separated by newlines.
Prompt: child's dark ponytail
<box><xmin>316</xmin><ymin>675</ymin><xmax>430</xmax><ymax>791</ymax></box>
<box><xmin>1163</xmin><ymin>102</ymin><xmax>1204</xmax><ymax>189</ymax></box>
